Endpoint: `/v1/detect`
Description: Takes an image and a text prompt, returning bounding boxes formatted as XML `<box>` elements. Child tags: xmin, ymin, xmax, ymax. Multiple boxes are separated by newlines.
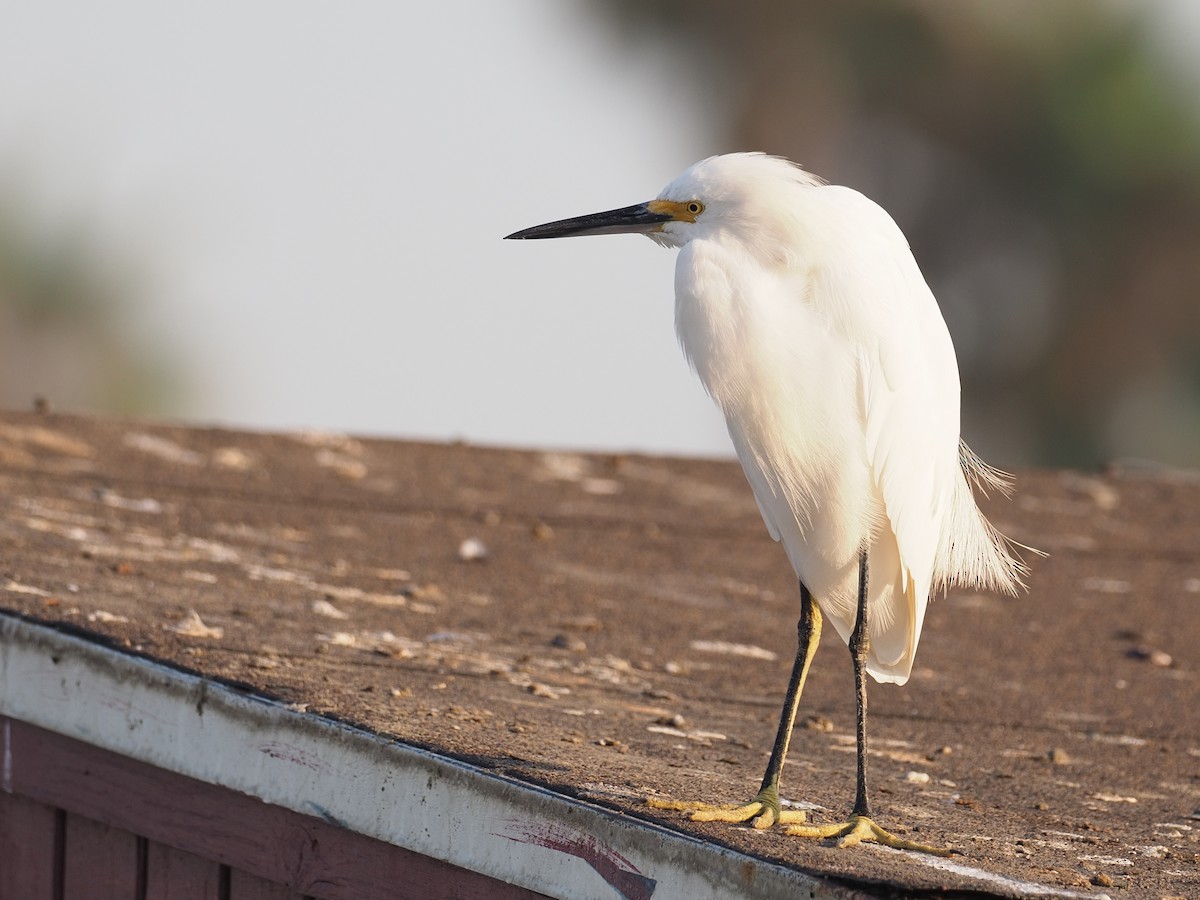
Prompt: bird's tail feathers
<box><xmin>934</xmin><ymin>442</ymin><xmax>1038</xmax><ymax>596</ymax></box>
<box><xmin>959</xmin><ymin>440</ymin><xmax>1014</xmax><ymax>498</ymax></box>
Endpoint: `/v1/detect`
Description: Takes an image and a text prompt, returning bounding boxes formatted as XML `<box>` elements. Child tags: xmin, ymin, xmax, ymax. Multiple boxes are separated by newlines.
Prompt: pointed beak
<box><xmin>505</xmin><ymin>201</ymin><xmax>672</xmax><ymax>240</ymax></box>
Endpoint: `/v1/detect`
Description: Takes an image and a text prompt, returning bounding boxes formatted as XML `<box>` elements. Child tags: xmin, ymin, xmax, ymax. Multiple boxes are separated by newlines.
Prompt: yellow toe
<box><xmin>647</xmin><ymin>792</ymin><xmax>808</xmax><ymax>829</ymax></box>
<box><xmin>785</xmin><ymin>815</ymin><xmax>953</xmax><ymax>857</ymax></box>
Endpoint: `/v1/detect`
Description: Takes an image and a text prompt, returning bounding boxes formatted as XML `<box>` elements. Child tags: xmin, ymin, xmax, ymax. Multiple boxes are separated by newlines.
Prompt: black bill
<box><xmin>505</xmin><ymin>202</ymin><xmax>670</xmax><ymax>240</ymax></box>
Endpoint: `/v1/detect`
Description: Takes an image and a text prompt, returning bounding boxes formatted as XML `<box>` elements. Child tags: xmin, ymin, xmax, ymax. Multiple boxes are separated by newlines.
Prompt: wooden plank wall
<box><xmin>0</xmin><ymin>716</ymin><xmax>548</xmax><ymax>900</ymax></box>
<box><xmin>0</xmin><ymin>789</ymin><xmax>308</xmax><ymax>900</ymax></box>
<box><xmin>0</xmin><ymin>791</ymin><xmax>59</xmax><ymax>898</ymax></box>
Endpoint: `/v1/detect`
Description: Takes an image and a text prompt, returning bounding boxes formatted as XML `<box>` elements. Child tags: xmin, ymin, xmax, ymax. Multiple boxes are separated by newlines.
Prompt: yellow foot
<box><xmin>785</xmin><ymin>814</ymin><xmax>954</xmax><ymax>857</ymax></box>
<box><xmin>647</xmin><ymin>795</ymin><xmax>808</xmax><ymax>829</ymax></box>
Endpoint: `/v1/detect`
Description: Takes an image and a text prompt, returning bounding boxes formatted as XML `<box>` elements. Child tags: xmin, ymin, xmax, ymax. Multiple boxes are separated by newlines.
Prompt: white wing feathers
<box><xmin>856</xmin><ymin>285</ymin><xmax>958</xmax><ymax>683</ymax></box>
<box><xmin>829</xmin><ymin>185</ymin><xmax>1023</xmax><ymax>681</ymax></box>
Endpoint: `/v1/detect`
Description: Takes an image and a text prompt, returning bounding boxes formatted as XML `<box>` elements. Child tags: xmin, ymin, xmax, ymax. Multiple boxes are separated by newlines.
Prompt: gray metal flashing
<box><xmin>0</xmin><ymin>612</ymin><xmax>852</xmax><ymax>900</ymax></box>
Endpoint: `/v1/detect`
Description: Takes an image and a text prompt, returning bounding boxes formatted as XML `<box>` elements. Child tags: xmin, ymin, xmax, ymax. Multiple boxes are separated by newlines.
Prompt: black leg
<box><xmin>781</xmin><ymin>550</ymin><xmax>953</xmax><ymax>854</ymax></box>
<box><xmin>650</xmin><ymin>579</ymin><xmax>823</xmax><ymax>826</ymax></box>
<box><xmin>753</xmin><ymin>582</ymin><xmax>823</xmax><ymax>820</ymax></box>
<box><xmin>849</xmin><ymin>548</ymin><xmax>871</xmax><ymax>818</ymax></box>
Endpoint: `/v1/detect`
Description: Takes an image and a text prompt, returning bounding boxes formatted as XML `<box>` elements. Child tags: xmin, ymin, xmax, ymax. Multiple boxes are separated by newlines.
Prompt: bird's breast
<box><xmin>673</xmin><ymin>241</ymin><xmax>882</xmax><ymax>585</ymax></box>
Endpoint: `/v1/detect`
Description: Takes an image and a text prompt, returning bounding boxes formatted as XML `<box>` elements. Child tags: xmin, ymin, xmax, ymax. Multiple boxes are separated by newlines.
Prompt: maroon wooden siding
<box><xmin>0</xmin><ymin>716</ymin><xmax>549</xmax><ymax>900</ymax></box>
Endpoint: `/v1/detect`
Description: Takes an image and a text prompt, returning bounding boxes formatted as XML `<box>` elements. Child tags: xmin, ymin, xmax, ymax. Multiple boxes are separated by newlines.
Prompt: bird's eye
<box><xmin>686</xmin><ymin>201</ymin><xmax>704</xmax><ymax>216</ymax></box>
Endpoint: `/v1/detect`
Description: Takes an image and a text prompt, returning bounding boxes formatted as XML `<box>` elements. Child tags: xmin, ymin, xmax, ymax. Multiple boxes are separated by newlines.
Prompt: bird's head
<box><xmin>505</xmin><ymin>152</ymin><xmax>822</xmax><ymax>254</ymax></box>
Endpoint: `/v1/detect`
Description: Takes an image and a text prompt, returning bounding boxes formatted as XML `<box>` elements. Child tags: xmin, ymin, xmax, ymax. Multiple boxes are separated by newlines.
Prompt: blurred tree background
<box><xmin>598</xmin><ymin>0</ymin><xmax>1200</xmax><ymax>467</ymax></box>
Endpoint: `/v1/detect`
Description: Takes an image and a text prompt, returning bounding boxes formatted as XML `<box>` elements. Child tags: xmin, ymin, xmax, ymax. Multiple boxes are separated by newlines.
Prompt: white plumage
<box><xmin>652</xmin><ymin>153</ymin><xmax>1023</xmax><ymax>683</ymax></box>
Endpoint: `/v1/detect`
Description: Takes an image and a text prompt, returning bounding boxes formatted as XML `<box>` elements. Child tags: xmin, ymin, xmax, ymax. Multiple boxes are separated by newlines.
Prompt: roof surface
<box><xmin>1</xmin><ymin>411</ymin><xmax>1197</xmax><ymax>897</ymax></box>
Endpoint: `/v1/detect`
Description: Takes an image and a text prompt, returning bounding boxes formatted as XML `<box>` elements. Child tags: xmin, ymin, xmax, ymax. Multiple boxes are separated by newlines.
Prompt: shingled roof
<box><xmin>1</xmin><ymin>411</ymin><xmax>1197</xmax><ymax>897</ymax></box>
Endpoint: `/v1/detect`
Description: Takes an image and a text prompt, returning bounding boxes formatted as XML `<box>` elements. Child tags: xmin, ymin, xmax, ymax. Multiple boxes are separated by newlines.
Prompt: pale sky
<box><xmin>0</xmin><ymin>2</ymin><xmax>732</xmax><ymax>455</ymax></box>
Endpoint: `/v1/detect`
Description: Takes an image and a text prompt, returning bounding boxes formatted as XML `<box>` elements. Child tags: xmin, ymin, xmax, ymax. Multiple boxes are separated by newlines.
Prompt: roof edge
<box><xmin>0</xmin><ymin>611</ymin><xmax>851</xmax><ymax>900</ymax></box>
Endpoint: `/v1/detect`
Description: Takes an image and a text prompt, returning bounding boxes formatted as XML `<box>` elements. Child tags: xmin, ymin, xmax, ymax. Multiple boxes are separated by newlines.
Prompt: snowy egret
<box><xmin>506</xmin><ymin>153</ymin><xmax>1026</xmax><ymax>855</ymax></box>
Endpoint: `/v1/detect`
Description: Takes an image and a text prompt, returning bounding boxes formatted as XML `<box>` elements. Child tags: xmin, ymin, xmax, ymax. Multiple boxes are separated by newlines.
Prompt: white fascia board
<box><xmin>0</xmin><ymin>614</ymin><xmax>850</xmax><ymax>900</ymax></box>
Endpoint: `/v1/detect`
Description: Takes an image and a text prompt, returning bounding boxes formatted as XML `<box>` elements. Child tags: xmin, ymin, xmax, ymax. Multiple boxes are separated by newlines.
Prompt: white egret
<box><xmin>506</xmin><ymin>153</ymin><xmax>1026</xmax><ymax>855</ymax></box>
